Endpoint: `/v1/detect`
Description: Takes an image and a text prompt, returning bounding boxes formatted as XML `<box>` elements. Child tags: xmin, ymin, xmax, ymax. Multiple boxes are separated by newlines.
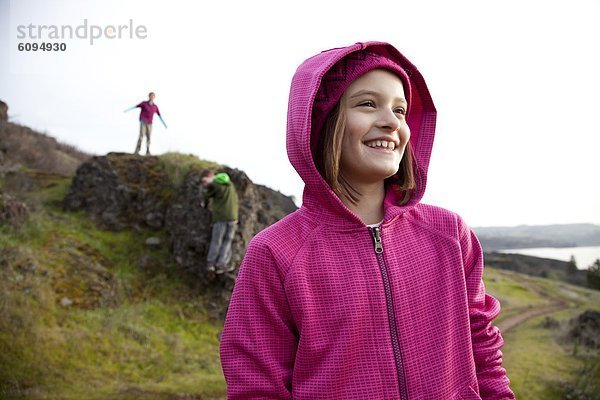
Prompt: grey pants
<box><xmin>135</xmin><ymin>122</ymin><xmax>153</xmax><ymax>154</ymax></box>
<box><xmin>207</xmin><ymin>221</ymin><xmax>237</xmax><ymax>267</ymax></box>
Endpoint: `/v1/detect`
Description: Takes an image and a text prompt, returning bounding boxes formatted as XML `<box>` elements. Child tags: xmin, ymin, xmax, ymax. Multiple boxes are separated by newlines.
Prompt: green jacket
<box><xmin>205</xmin><ymin>173</ymin><xmax>239</xmax><ymax>222</ymax></box>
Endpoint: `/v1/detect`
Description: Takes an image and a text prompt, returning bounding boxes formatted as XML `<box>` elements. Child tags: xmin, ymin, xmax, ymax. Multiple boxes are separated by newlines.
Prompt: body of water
<box><xmin>498</xmin><ymin>246</ymin><xmax>600</xmax><ymax>270</ymax></box>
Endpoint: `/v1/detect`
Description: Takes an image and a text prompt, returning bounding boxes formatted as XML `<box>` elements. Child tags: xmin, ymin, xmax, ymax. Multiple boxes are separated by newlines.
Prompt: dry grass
<box><xmin>0</xmin><ymin>122</ymin><xmax>90</xmax><ymax>177</ymax></box>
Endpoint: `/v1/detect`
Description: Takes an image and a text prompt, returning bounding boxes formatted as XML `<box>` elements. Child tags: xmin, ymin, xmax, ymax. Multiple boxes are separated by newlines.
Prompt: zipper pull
<box><xmin>371</xmin><ymin>226</ymin><xmax>383</xmax><ymax>254</ymax></box>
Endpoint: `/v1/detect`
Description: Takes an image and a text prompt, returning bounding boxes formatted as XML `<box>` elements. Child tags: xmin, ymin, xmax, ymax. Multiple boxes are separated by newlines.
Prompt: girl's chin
<box><xmin>371</xmin><ymin>163</ymin><xmax>401</xmax><ymax>179</ymax></box>
<box><xmin>344</xmin><ymin>166</ymin><xmax>400</xmax><ymax>185</ymax></box>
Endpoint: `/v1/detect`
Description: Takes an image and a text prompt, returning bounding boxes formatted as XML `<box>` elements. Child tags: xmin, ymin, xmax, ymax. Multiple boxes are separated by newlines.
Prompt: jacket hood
<box><xmin>214</xmin><ymin>172</ymin><xmax>231</xmax><ymax>185</ymax></box>
<box><xmin>286</xmin><ymin>41</ymin><xmax>437</xmax><ymax>227</ymax></box>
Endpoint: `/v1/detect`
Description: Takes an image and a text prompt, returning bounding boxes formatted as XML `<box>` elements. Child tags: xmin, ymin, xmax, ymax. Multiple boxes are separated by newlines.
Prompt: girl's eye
<box><xmin>359</xmin><ymin>100</ymin><xmax>375</xmax><ymax>107</ymax></box>
<box><xmin>394</xmin><ymin>107</ymin><xmax>407</xmax><ymax>115</ymax></box>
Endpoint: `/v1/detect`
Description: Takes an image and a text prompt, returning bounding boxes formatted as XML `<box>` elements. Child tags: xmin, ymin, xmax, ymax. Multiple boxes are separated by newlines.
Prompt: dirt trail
<box><xmin>495</xmin><ymin>271</ymin><xmax>571</xmax><ymax>334</ymax></box>
<box><xmin>497</xmin><ymin>301</ymin><xmax>569</xmax><ymax>333</ymax></box>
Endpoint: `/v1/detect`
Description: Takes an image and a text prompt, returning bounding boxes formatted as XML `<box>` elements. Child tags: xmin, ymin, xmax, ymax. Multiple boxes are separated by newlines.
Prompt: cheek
<box><xmin>341</xmin><ymin>122</ymin><xmax>363</xmax><ymax>153</ymax></box>
<box><xmin>399</xmin><ymin>124</ymin><xmax>411</xmax><ymax>144</ymax></box>
<box><xmin>345</xmin><ymin>113</ymin><xmax>370</xmax><ymax>138</ymax></box>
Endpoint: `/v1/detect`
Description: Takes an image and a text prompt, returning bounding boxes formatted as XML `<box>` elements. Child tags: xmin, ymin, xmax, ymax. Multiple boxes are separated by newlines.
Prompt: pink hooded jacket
<box><xmin>220</xmin><ymin>42</ymin><xmax>514</xmax><ymax>400</ymax></box>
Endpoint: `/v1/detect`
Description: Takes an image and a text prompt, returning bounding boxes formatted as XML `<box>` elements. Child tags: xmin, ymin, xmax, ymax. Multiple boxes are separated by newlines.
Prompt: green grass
<box><xmin>158</xmin><ymin>152</ymin><xmax>222</xmax><ymax>187</ymax></box>
<box><xmin>502</xmin><ymin>305</ymin><xmax>600</xmax><ymax>399</ymax></box>
<box><xmin>484</xmin><ymin>267</ymin><xmax>600</xmax><ymax>399</ymax></box>
<box><xmin>484</xmin><ymin>267</ymin><xmax>556</xmax><ymax>326</ymax></box>
<box><xmin>485</xmin><ymin>268</ymin><xmax>552</xmax><ymax>309</ymax></box>
<box><xmin>0</xmin><ymin>172</ymin><xmax>227</xmax><ymax>399</ymax></box>
<box><xmin>29</xmin><ymin>301</ymin><xmax>224</xmax><ymax>399</ymax></box>
<box><xmin>503</xmin><ymin>311</ymin><xmax>579</xmax><ymax>399</ymax></box>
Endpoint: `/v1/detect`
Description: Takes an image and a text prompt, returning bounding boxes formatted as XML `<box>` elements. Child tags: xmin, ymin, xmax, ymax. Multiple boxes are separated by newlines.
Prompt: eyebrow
<box><xmin>348</xmin><ymin>89</ymin><xmax>407</xmax><ymax>104</ymax></box>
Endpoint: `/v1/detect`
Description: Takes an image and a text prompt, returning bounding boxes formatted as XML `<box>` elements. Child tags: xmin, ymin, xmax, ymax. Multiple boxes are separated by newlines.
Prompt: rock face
<box><xmin>0</xmin><ymin>100</ymin><xmax>7</xmax><ymax>122</ymax></box>
<box><xmin>165</xmin><ymin>166</ymin><xmax>291</xmax><ymax>286</ymax></box>
<box><xmin>256</xmin><ymin>184</ymin><xmax>299</xmax><ymax>220</ymax></box>
<box><xmin>64</xmin><ymin>153</ymin><xmax>298</xmax><ymax>307</ymax></box>
<box><xmin>64</xmin><ymin>153</ymin><xmax>175</xmax><ymax>230</ymax></box>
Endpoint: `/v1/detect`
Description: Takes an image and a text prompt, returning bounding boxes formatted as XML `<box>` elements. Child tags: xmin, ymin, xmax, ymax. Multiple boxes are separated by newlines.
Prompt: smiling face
<box><xmin>339</xmin><ymin>69</ymin><xmax>410</xmax><ymax>187</ymax></box>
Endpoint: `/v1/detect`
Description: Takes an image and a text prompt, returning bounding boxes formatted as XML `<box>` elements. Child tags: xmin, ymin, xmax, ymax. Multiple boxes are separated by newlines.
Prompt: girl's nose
<box><xmin>377</xmin><ymin>108</ymin><xmax>401</xmax><ymax>132</ymax></box>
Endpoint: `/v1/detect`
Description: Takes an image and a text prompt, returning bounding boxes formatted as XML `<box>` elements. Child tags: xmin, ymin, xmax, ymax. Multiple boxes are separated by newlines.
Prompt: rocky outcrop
<box><xmin>165</xmin><ymin>166</ymin><xmax>291</xmax><ymax>287</ymax></box>
<box><xmin>0</xmin><ymin>100</ymin><xmax>7</xmax><ymax>122</ymax></box>
<box><xmin>256</xmin><ymin>184</ymin><xmax>299</xmax><ymax>220</ymax></box>
<box><xmin>64</xmin><ymin>153</ymin><xmax>175</xmax><ymax>230</ymax></box>
<box><xmin>64</xmin><ymin>153</ymin><xmax>298</xmax><ymax>308</ymax></box>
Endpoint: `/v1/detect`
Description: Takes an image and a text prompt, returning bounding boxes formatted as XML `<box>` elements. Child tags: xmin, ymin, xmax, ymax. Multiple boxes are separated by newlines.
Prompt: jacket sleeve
<box><xmin>458</xmin><ymin>217</ymin><xmax>515</xmax><ymax>400</ymax></box>
<box><xmin>205</xmin><ymin>183</ymin><xmax>216</xmax><ymax>200</ymax></box>
<box><xmin>219</xmin><ymin>238</ymin><xmax>297</xmax><ymax>399</ymax></box>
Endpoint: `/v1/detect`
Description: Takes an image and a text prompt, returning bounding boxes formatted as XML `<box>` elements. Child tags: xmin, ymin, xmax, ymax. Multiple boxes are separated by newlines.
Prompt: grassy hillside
<box><xmin>1</xmin><ymin>161</ymin><xmax>599</xmax><ymax>399</ymax></box>
<box><xmin>1</xmin><ymin>165</ymin><xmax>227</xmax><ymax>399</ymax></box>
<box><xmin>0</xmin><ymin>121</ymin><xmax>89</xmax><ymax>177</ymax></box>
<box><xmin>485</xmin><ymin>268</ymin><xmax>600</xmax><ymax>399</ymax></box>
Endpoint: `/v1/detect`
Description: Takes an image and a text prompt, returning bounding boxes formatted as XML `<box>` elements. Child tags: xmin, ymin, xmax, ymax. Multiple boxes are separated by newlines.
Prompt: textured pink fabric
<box><xmin>220</xmin><ymin>42</ymin><xmax>514</xmax><ymax>399</ymax></box>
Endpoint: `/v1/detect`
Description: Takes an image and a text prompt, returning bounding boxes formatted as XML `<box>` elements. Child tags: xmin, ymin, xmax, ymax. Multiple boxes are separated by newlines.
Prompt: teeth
<box><xmin>365</xmin><ymin>140</ymin><xmax>396</xmax><ymax>150</ymax></box>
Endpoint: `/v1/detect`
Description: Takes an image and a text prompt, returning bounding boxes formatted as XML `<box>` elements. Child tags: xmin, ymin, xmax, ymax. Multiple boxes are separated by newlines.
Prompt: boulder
<box><xmin>165</xmin><ymin>166</ymin><xmax>292</xmax><ymax>300</ymax></box>
<box><xmin>63</xmin><ymin>152</ymin><xmax>298</xmax><ymax>316</ymax></box>
<box><xmin>64</xmin><ymin>152</ymin><xmax>175</xmax><ymax>230</ymax></box>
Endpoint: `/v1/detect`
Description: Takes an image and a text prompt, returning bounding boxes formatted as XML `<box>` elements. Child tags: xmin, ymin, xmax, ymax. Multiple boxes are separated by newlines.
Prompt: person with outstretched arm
<box><xmin>124</xmin><ymin>91</ymin><xmax>167</xmax><ymax>155</ymax></box>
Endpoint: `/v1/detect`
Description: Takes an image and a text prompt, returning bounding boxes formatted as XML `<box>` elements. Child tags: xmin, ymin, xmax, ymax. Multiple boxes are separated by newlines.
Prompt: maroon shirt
<box><xmin>137</xmin><ymin>100</ymin><xmax>160</xmax><ymax>124</ymax></box>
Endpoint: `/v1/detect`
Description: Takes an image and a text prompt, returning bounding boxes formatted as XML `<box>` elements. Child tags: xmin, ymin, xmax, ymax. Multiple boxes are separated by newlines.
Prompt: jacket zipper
<box><xmin>371</xmin><ymin>226</ymin><xmax>408</xmax><ymax>400</ymax></box>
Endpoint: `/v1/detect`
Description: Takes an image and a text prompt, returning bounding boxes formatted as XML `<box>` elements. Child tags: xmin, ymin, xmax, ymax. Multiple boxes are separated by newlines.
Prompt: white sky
<box><xmin>1</xmin><ymin>0</ymin><xmax>599</xmax><ymax>227</ymax></box>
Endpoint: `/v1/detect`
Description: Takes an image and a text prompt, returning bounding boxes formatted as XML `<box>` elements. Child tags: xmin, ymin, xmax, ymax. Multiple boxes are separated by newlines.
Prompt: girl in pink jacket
<box><xmin>220</xmin><ymin>41</ymin><xmax>515</xmax><ymax>399</ymax></box>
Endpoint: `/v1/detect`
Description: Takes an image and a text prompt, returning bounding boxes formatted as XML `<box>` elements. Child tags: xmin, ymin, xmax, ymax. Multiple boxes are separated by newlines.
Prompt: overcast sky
<box><xmin>1</xmin><ymin>0</ymin><xmax>599</xmax><ymax>227</ymax></box>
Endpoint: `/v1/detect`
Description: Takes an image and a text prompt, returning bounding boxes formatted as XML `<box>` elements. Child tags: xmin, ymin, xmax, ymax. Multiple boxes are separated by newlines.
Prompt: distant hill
<box><xmin>484</xmin><ymin>251</ymin><xmax>587</xmax><ymax>287</ymax></box>
<box><xmin>474</xmin><ymin>224</ymin><xmax>600</xmax><ymax>251</ymax></box>
<box><xmin>0</xmin><ymin>120</ymin><xmax>90</xmax><ymax>177</ymax></box>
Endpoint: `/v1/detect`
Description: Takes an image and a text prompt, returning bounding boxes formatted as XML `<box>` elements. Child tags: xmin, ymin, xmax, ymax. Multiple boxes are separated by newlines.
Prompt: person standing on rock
<box><xmin>201</xmin><ymin>169</ymin><xmax>239</xmax><ymax>274</ymax></box>
<box><xmin>124</xmin><ymin>92</ymin><xmax>167</xmax><ymax>156</ymax></box>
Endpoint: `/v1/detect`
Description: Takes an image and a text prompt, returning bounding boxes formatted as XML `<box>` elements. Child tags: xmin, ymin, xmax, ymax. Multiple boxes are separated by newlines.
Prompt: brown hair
<box><xmin>200</xmin><ymin>169</ymin><xmax>215</xmax><ymax>179</ymax></box>
<box><xmin>314</xmin><ymin>101</ymin><xmax>416</xmax><ymax>206</ymax></box>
